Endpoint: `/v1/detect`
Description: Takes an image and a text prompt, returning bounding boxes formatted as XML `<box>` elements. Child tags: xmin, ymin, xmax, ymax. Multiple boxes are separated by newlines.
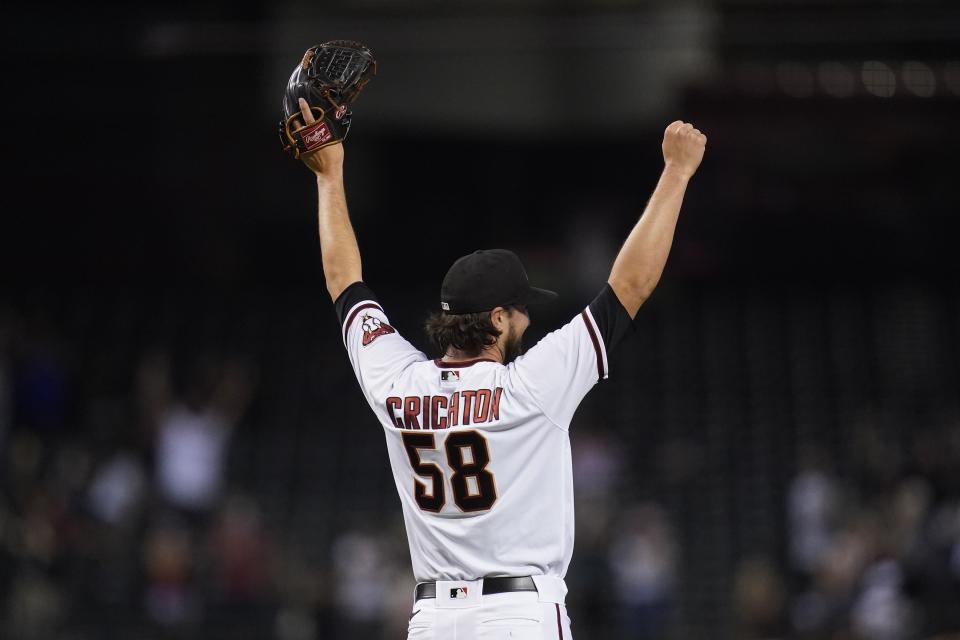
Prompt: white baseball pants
<box><xmin>406</xmin><ymin>576</ymin><xmax>573</xmax><ymax>640</ymax></box>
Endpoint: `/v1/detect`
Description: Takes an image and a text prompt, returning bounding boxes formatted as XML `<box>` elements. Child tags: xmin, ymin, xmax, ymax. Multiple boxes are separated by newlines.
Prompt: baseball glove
<box><xmin>279</xmin><ymin>41</ymin><xmax>376</xmax><ymax>158</ymax></box>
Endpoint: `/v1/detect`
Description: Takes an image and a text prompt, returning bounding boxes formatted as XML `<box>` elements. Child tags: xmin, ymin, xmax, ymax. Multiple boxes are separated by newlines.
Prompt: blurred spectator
<box><xmin>203</xmin><ymin>495</ymin><xmax>275</xmax><ymax>638</ymax></box>
<box><xmin>87</xmin><ymin>450</ymin><xmax>147</xmax><ymax>527</ymax></box>
<box><xmin>273</xmin><ymin>545</ymin><xmax>326</xmax><ymax>640</ymax></box>
<box><xmin>890</xmin><ymin>477</ymin><xmax>931</xmax><ymax>558</ymax></box>
<box><xmin>791</xmin><ymin>511</ymin><xmax>879</xmax><ymax>637</ymax></box>
<box><xmin>143</xmin><ymin>520</ymin><xmax>198</xmax><ymax>628</ymax></box>
<box><xmin>573</xmin><ymin>429</ymin><xmax>623</xmax><ymax>497</ymax></box>
<box><xmin>788</xmin><ymin>447</ymin><xmax>838</xmax><ymax>578</ymax></box>
<box><xmin>922</xmin><ymin>496</ymin><xmax>960</xmax><ymax>633</ymax></box>
<box><xmin>208</xmin><ymin>494</ymin><xmax>271</xmax><ymax>603</ymax></box>
<box><xmin>331</xmin><ymin>528</ymin><xmax>391</xmax><ymax>638</ymax></box>
<box><xmin>155</xmin><ymin>403</ymin><xmax>232</xmax><ymax>514</ymax></box>
<box><xmin>609</xmin><ymin>503</ymin><xmax>678</xmax><ymax>640</ymax></box>
<box><xmin>850</xmin><ymin>559</ymin><xmax>914</xmax><ymax>640</ymax></box>
<box><xmin>569</xmin><ymin>487</ymin><xmax>615</xmax><ymax>637</ymax></box>
<box><xmin>356</xmin><ymin>516</ymin><xmax>420</xmax><ymax>640</ymax></box>
<box><xmin>733</xmin><ymin>555</ymin><xmax>786</xmax><ymax>640</ymax></box>
<box><xmin>146</xmin><ymin>353</ymin><xmax>254</xmax><ymax>518</ymax></box>
<box><xmin>4</xmin><ymin>569</ymin><xmax>65</xmax><ymax>640</ymax></box>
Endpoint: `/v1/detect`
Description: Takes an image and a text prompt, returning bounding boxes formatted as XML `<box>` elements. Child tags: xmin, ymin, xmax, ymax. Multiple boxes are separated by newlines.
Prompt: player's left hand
<box><xmin>295</xmin><ymin>98</ymin><xmax>345</xmax><ymax>178</ymax></box>
<box><xmin>662</xmin><ymin>120</ymin><xmax>707</xmax><ymax>179</ymax></box>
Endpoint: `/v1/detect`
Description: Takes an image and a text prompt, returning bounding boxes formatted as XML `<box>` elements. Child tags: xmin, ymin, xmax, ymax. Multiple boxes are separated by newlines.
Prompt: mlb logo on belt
<box><xmin>435</xmin><ymin>579</ymin><xmax>480</xmax><ymax>608</ymax></box>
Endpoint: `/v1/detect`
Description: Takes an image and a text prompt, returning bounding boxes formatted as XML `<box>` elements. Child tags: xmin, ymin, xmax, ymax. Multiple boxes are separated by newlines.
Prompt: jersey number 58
<box><xmin>402</xmin><ymin>430</ymin><xmax>498</xmax><ymax>513</ymax></box>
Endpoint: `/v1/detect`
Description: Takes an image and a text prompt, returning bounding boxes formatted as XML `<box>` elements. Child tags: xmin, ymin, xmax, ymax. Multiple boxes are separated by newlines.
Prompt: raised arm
<box><xmin>296</xmin><ymin>98</ymin><xmax>362</xmax><ymax>301</ymax></box>
<box><xmin>608</xmin><ymin>120</ymin><xmax>706</xmax><ymax>318</ymax></box>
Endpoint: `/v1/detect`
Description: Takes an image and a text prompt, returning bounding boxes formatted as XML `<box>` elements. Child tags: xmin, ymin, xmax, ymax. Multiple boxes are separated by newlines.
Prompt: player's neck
<box><xmin>443</xmin><ymin>344</ymin><xmax>504</xmax><ymax>364</ymax></box>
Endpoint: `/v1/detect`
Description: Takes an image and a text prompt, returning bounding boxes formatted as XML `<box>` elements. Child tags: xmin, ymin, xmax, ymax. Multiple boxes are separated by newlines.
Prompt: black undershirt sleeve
<box><xmin>588</xmin><ymin>284</ymin><xmax>636</xmax><ymax>353</ymax></box>
<box><xmin>334</xmin><ymin>281</ymin><xmax>380</xmax><ymax>326</ymax></box>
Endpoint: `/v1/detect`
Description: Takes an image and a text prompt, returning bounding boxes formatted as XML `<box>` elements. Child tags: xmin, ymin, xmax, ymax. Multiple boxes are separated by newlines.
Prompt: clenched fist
<box><xmin>662</xmin><ymin>120</ymin><xmax>707</xmax><ymax>179</ymax></box>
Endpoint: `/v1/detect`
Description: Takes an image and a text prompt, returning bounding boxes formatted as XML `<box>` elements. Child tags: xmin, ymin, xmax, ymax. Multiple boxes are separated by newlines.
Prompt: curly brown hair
<box><xmin>429</xmin><ymin>303</ymin><xmax>533</xmax><ymax>355</ymax></box>
<box><xmin>424</xmin><ymin>310</ymin><xmax>501</xmax><ymax>357</ymax></box>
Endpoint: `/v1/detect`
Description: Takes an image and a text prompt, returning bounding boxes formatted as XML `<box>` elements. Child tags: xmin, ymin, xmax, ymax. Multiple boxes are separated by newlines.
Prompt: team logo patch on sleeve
<box><xmin>360</xmin><ymin>313</ymin><xmax>395</xmax><ymax>346</ymax></box>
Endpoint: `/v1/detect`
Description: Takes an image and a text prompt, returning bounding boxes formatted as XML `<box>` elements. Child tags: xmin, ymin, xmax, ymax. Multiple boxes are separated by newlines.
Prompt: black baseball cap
<box><xmin>440</xmin><ymin>249</ymin><xmax>558</xmax><ymax>314</ymax></box>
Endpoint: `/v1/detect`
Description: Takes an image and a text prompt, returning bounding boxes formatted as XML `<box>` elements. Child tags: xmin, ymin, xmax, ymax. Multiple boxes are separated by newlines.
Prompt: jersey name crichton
<box><xmin>334</xmin><ymin>281</ymin><xmax>633</xmax><ymax>583</ymax></box>
<box><xmin>385</xmin><ymin>388</ymin><xmax>504</xmax><ymax>430</ymax></box>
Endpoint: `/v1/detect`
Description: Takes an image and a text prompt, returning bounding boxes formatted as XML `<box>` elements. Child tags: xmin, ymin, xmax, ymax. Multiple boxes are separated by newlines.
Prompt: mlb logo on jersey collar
<box><xmin>435</xmin><ymin>579</ymin><xmax>482</xmax><ymax>608</ymax></box>
<box><xmin>440</xmin><ymin>370</ymin><xmax>460</xmax><ymax>385</ymax></box>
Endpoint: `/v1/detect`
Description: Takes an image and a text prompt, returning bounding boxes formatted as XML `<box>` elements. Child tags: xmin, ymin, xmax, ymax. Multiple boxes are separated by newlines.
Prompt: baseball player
<box><xmin>295</xmin><ymin>97</ymin><xmax>705</xmax><ymax>639</ymax></box>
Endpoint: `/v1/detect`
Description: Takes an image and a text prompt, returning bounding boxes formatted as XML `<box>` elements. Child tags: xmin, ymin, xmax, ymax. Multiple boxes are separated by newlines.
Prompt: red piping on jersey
<box><xmin>343</xmin><ymin>302</ymin><xmax>382</xmax><ymax>343</ymax></box>
<box><xmin>433</xmin><ymin>358</ymin><xmax>499</xmax><ymax>368</ymax></box>
<box><xmin>555</xmin><ymin>603</ymin><xmax>563</xmax><ymax>639</ymax></box>
<box><xmin>580</xmin><ymin>310</ymin><xmax>604</xmax><ymax>380</ymax></box>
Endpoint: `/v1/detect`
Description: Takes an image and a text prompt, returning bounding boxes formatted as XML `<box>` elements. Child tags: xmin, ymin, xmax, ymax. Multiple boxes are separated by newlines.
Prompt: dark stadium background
<box><xmin>2</xmin><ymin>1</ymin><xmax>960</xmax><ymax>639</ymax></box>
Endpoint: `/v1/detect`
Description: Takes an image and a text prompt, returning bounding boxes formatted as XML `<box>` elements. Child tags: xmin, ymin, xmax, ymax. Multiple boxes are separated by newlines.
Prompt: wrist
<box><xmin>662</xmin><ymin>163</ymin><xmax>693</xmax><ymax>182</ymax></box>
<box><xmin>315</xmin><ymin>167</ymin><xmax>344</xmax><ymax>185</ymax></box>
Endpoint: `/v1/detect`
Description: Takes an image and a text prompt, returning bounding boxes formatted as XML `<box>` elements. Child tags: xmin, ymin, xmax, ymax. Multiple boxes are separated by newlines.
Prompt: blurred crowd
<box><xmin>734</xmin><ymin>430</ymin><xmax>960</xmax><ymax>640</ymax></box>
<box><xmin>0</xmin><ymin>301</ymin><xmax>678</xmax><ymax>640</ymax></box>
<box><xmin>1</xmin><ymin>294</ymin><xmax>959</xmax><ymax>640</ymax></box>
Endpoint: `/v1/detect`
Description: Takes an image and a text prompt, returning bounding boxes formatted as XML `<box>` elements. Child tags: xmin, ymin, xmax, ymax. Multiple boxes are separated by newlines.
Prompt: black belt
<box><xmin>415</xmin><ymin>576</ymin><xmax>537</xmax><ymax>601</ymax></box>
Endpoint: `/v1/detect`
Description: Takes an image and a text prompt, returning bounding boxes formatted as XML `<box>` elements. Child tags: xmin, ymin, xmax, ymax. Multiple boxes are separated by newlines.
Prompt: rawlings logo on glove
<box><xmin>301</xmin><ymin>121</ymin><xmax>333</xmax><ymax>150</ymax></box>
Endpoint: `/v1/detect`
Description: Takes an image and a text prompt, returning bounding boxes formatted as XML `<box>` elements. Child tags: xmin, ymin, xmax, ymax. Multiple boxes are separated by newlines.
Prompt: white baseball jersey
<box><xmin>335</xmin><ymin>282</ymin><xmax>632</xmax><ymax>583</ymax></box>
